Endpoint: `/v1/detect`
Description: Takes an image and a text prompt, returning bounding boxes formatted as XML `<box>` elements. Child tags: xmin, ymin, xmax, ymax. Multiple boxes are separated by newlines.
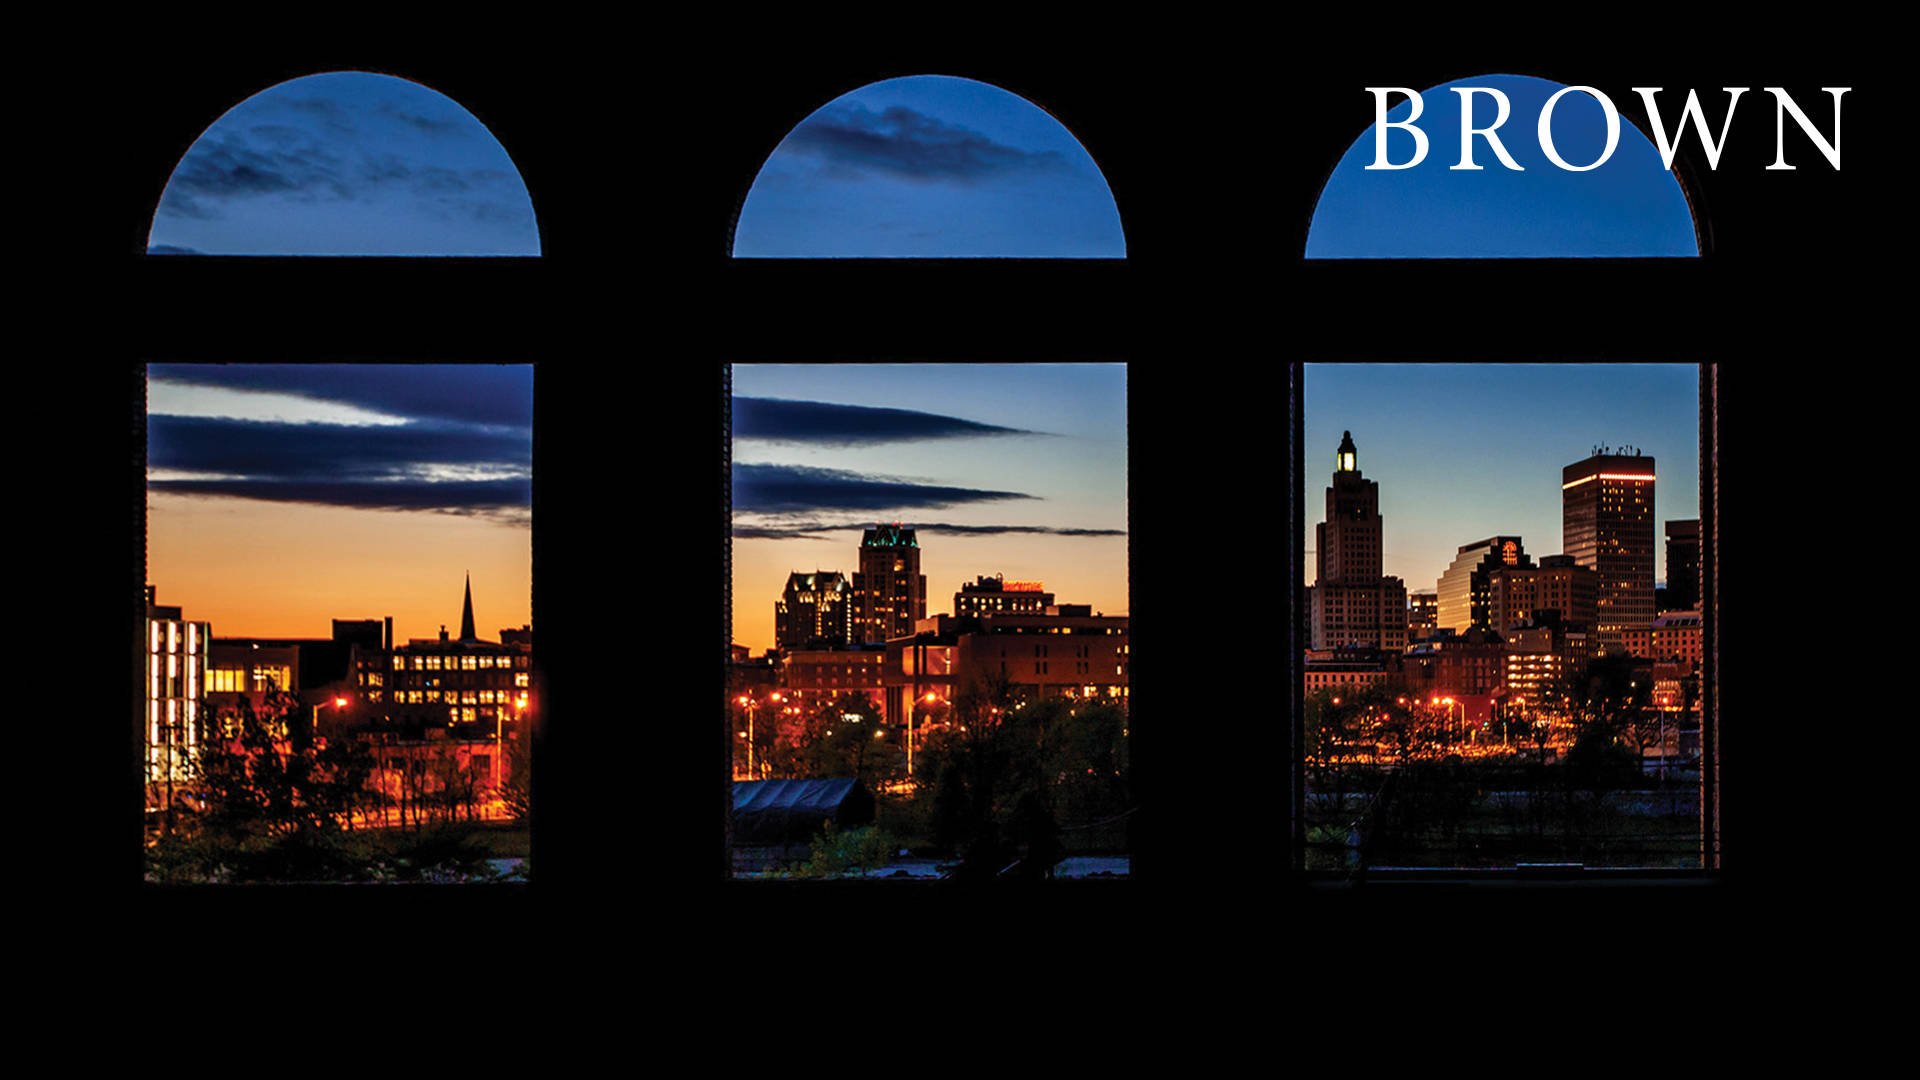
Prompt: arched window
<box><xmin>732</xmin><ymin>75</ymin><xmax>1124</xmax><ymax>258</ymax></box>
<box><xmin>1306</xmin><ymin>74</ymin><xmax>1699</xmax><ymax>258</ymax></box>
<box><xmin>148</xmin><ymin>71</ymin><xmax>539</xmax><ymax>256</ymax></box>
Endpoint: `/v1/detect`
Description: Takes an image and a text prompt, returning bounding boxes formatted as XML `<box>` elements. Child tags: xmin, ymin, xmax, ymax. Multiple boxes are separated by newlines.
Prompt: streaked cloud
<box><xmin>733</xmin><ymin>396</ymin><xmax>1038</xmax><ymax>446</ymax></box>
<box><xmin>781</xmin><ymin>102</ymin><xmax>1069</xmax><ymax>185</ymax></box>
<box><xmin>732</xmin><ymin>519</ymin><xmax>1125</xmax><ymax>541</ymax></box>
<box><xmin>147</xmin><ymin>365</ymin><xmax>531</xmax><ymax>524</ymax></box>
<box><xmin>731</xmin><ymin>463</ymin><xmax>1033</xmax><ymax>514</ymax></box>
<box><xmin>149</xmin><ymin>364</ymin><xmax>532</xmax><ymax>431</ymax></box>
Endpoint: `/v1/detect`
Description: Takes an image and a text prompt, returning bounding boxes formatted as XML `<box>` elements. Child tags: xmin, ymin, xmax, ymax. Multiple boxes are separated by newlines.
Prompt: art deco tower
<box><xmin>1562</xmin><ymin>452</ymin><xmax>1656</xmax><ymax>649</ymax></box>
<box><xmin>1309</xmin><ymin>432</ymin><xmax>1406</xmax><ymax>651</ymax></box>
<box><xmin>852</xmin><ymin>524</ymin><xmax>927</xmax><ymax>643</ymax></box>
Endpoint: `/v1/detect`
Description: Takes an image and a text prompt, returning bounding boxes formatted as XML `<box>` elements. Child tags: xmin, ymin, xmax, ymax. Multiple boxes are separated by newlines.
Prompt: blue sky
<box><xmin>148</xmin><ymin>71</ymin><xmax>539</xmax><ymax>256</ymax></box>
<box><xmin>1307</xmin><ymin>75</ymin><xmax>1698</xmax><ymax>258</ymax></box>
<box><xmin>733</xmin><ymin>75</ymin><xmax>1125</xmax><ymax>257</ymax></box>
<box><xmin>731</xmin><ymin>363</ymin><xmax>1127</xmax><ymax>652</ymax></box>
<box><xmin>1304</xmin><ymin>363</ymin><xmax>1700</xmax><ymax>594</ymax></box>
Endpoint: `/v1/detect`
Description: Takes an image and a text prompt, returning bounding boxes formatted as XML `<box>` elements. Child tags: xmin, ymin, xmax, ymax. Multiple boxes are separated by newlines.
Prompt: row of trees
<box><xmin>1304</xmin><ymin>657</ymin><xmax>1697</xmax><ymax>869</ymax></box>
<box><xmin>147</xmin><ymin>688</ymin><xmax>532</xmax><ymax>882</ymax></box>
<box><xmin>732</xmin><ymin>677</ymin><xmax>1133</xmax><ymax>878</ymax></box>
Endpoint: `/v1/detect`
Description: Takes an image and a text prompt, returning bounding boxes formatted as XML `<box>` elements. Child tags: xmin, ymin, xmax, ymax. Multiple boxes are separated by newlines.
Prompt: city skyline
<box><xmin>147</xmin><ymin>364</ymin><xmax>532</xmax><ymax>643</ymax></box>
<box><xmin>731</xmin><ymin>363</ymin><xmax>1127</xmax><ymax>656</ymax></box>
<box><xmin>1304</xmin><ymin>363</ymin><xmax>1700</xmax><ymax>602</ymax></box>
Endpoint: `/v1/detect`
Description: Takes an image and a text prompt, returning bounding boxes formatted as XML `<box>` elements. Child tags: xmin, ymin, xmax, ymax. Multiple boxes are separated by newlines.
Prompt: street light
<box><xmin>736</xmin><ymin>694</ymin><xmax>759</xmax><ymax>781</ymax></box>
<box><xmin>501</xmin><ymin>692</ymin><xmax>527</xmax><ymax>810</ymax></box>
<box><xmin>909</xmin><ymin>691</ymin><xmax>944</xmax><ymax>779</ymax></box>
<box><xmin>311</xmin><ymin>694</ymin><xmax>349</xmax><ymax>746</ymax></box>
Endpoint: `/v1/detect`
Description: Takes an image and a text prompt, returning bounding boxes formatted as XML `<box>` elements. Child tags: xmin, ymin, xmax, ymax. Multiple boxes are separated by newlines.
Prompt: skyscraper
<box><xmin>852</xmin><ymin>524</ymin><xmax>927</xmax><ymax>643</ymax></box>
<box><xmin>1309</xmin><ymin>432</ymin><xmax>1407</xmax><ymax>651</ymax></box>
<box><xmin>775</xmin><ymin>570</ymin><xmax>853</xmax><ymax>648</ymax></box>
<box><xmin>1664</xmin><ymin>519</ymin><xmax>1701</xmax><ymax>613</ymax></box>
<box><xmin>1563</xmin><ymin>452</ymin><xmax>1656</xmax><ymax>649</ymax></box>
<box><xmin>1436</xmin><ymin>536</ymin><xmax>1528</xmax><ymax>635</ymax></box>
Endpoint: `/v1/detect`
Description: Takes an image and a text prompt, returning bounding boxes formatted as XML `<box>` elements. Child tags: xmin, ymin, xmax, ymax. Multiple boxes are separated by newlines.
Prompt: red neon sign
<box><xmin>1004</xmin><ymin>581</ymin><xmax>1044</xmax><ymax>592</ymax></box>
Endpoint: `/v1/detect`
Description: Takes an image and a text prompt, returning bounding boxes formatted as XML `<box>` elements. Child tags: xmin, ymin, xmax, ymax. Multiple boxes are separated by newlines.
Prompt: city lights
<box><xmin>1306</xmin><ymin>363</ymin><xmax>1704</xmax><ymax>872</ymax></box>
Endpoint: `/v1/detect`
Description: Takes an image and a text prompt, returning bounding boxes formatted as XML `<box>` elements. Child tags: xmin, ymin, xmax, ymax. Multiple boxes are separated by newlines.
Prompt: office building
<box><xmin>1502</xmin><ymin>623</ymin><xmax>1583</xmax><ymax>708</ymax></box>
<box><xmin>1403</xmin><ymin>627</ymin><xmax>1506</xmax><ymax>727</ymax></box>
<box><xmin>780</xmin><ymin>645</ymin><xmax>887</xmax><ymax>712</ymax></box>
<box><xmin>775</xmin><ymin>570</ymin><xmax>854</xmax><ymax>648</ymax></box>
<box><xmin>1408</xmin><ymin>591</ymin><xmax>1438</xmax><ymax>642</ymax></box>
<box><xmin>1664</xmin><ymin>519</ymin><xmax>1701</xmax><ymax>614</ymax></box>
<box><xmin>1486</xmin><ymin>553</ymin><xmax>1598</xmax><ymax>637</ymax></box>
<box><xmin>1436</xmin><ymin>536</ymin><xmax>1528</xmax><ymax>635</ymax></box>
<box><xmin>1623</xmin><ymin>610</ymin><xmax>1703</xmax><ymax>670</ymax></box>
<box><xmin>852</xmin><ymin>524</ymin><xmax>927</xmax><ymax>644</ymax></box>
<box><xmin>1563</xmin><ymin>452</ymin><xmax>1656</xmax><ymax>648</ymax></box>
<box><xmin>358</xmin><ymin>575</ymin><xmax>531</xmax><ymax>742</ymax></box>
<box><xmin>954</xmin><ymin>574</ymin><xmax>1054</xmax><ymax>618</ymax></box>
<box><xmin>145</xmin><ymin>587</ymin><xmax>209</xmax><ymax>813</ymax></box>
<box><xmin>882</xmin><ymin>609</ymin><xmax>1128</xmax><ymax>726</ymax></box>
<box><xmin>1308</xmin><ymin>431</ymin><xmax>1408</xmax><ymax>651</ymax></box>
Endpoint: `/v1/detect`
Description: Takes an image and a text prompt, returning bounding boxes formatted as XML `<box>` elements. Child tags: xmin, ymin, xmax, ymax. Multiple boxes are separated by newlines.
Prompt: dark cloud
<box><xmin>157</xmin><ymin>131</ymin><xmax>352</xmax><ymax>217</ymax></box>
<box><xmin>781</xmin><ymin>103</ymin><xmax>1068</xmax><ymax>184</ymax></box>
<box><xmin>732</xmin><ymin>464</ymin><xmax>1033</xmax><ymax>514</ymax></box>
<box><xmin>148</xmin><ymin>415</ymin><xmax>529</xmax><ymax>481</ymax></box>
<box><xmin>905</xmin><ymin>523</ymin><xmax>1126</xmax><ymax>537</ymax></box>
<box><xmin>150</xmin><ymin>477</ymin><xmax>530</xmax><ymax>520</ymax></box>
<box><xmin>733</xmin><ymin>519</ymin><xmax>1125</xmax><ymax>541</ymax></box>
<box><xmin>413</xmin><ymin>165</ymin><xmax>471</xmax><ymax>192</ymax></box>
<box><xmin>157</xmin><ymin>121</ymin><xmax>518</xmax><ymax>223</ymax></box>
<box><xmin>733</xmin><ymin>397</ymin><xmax>1038</xmax><ymax>446</ymax></box>
<box><xmin>248</xmin><ymin>124</ymin><xmax>305</xmax><ymax>146</ymax></box>
<box><xmin>148</xmin><ymin>411</ymin><xmax>529</xmax><ymax>521</ymax></box>
<box><xmin>285</xmin><ymin>96</ymin><xmax>356</xmax><ymax>133</ymax></box>
<box><xmin>148</xmin><ymin>365</ymin><xmax>533</xmax><ymax>431</ymax></box>
<box><xmin>377</xmin><ymin>101</ymin><xmax>464</xmax><ymax>136</ymax></box>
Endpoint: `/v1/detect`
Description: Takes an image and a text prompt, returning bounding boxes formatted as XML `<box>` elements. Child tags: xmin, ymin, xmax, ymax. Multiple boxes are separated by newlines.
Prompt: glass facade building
<box><xmin>1435</xmin><ymin>536</ymin><xmax>1527</xmax><ymax>635</ymax></box>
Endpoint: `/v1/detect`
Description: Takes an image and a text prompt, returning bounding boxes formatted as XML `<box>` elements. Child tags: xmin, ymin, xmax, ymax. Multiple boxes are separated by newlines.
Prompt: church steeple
<box><xmin>460</xmin><ymin>573</ymin><xmax>477</xmax><ymax>642</ymax></box>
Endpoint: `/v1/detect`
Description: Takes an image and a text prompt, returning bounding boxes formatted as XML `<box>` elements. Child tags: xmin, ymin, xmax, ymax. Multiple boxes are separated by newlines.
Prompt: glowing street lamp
<box><xmin>909</xmin><ymin>691</ymin><xmax>944</xmax><ymax>778</ymax></box>
<box><xmin>736</xmin><ymin>694</ymin><xmax>766</xmax><ymax>780</ymax></box>
<box><xmin>311</xmin><ymin>694</ymin><xmax>350</xmax><ymax>746</ymax></box>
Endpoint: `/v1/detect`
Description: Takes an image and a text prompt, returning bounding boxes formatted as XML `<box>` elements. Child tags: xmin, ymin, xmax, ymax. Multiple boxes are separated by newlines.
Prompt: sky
<box><xmin>1304</xmin><ymin>363</ymin><xmax>1700</xmax><ymax>595</ymax></box>
<box><xmin>148</xmin><ymin>71</ymin><xmax>539</xmax><ymax>256</ymax></box>
<box><xmin>732</xmin><ymin>75</ymin><xmax>1125</xmax><ymax>257</ymax></box>
<box><xmin>731</xmin><ymin>363</ymin><xmax>1128</xmax><ymax>655</ymax></box>
<box><xmin>147</xmin><ymin>364</ymin><xmax>532</xmax><ymax>642</ymax></box>
<box><xmin>1307</xmin><ymin>74</ymin><xmax>1698</xmax><ymax>257</ymax></box>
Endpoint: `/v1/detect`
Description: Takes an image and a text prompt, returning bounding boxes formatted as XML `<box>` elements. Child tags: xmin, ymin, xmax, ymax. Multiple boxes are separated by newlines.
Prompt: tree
<box><xmin>908</xmin><ymin>679</ymin><xmax>1133</xmax><ymax>876</ymax></box>
<box><xmin>796</xmin><ymin>694</ymin><xmax>903</xmax><ymax>785</ymax></box>
<box><xmin>497</xmin><ymin>716</ymin><xmax>533</xmax><ymax>824</ymax></box>
<box><xmin>150</xmin><ymin>687</ymin><xmax>381</xmax><ymax>882</ymax></box>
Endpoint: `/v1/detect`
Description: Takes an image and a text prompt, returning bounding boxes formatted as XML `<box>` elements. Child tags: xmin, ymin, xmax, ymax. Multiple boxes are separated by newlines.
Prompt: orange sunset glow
<box><xmin>147</xmin><ymin>491</ymin><xmax>530</xmax><ymax>642</ymax></box>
